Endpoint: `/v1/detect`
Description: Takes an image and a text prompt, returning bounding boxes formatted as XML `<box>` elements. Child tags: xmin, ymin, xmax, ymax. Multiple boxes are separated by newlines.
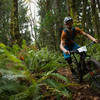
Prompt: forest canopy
<box><xmin>0</xmin><ymin>0</ymin><xmax>100</xmax><ymax>49</ymax></box>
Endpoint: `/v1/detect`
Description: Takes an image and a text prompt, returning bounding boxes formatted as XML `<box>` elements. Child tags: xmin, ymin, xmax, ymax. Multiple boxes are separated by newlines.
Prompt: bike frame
<box><xmin>71</xmin><ymin>51</ymin><xmax>90</xmax><ymax>82</ymax></box>
<box><xmin>70</xmin><ymin>41</ymin><xmax>100</xmax><ymax>91</ymax></box>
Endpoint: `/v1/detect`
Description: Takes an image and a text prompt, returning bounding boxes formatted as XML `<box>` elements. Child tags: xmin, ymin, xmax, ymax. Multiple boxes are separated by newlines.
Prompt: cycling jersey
<box><xmin>61</xmin><ymin>27</ymin><xmax>83</xmax><ymax>59</ymax></box>
<box><xmin>61</xmin><ymin>27</ymin><xmax>83</xmax><ymax>46</ymax></box>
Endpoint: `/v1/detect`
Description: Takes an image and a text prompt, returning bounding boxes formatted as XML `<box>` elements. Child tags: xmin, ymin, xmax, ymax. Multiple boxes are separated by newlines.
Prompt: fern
<box><xmin>9</xmin><ymin>84</ymin><xmax>40</xmax><ymax>100</ymax></box>
<box><xmin>49</xmin><ymin>73</ymin><xmax>70</xmax><ymax>83</ymax></box>
<box><xmin>44</xmin><ymin>79</ymin><xmax>72</xmax><ymax>99</ymax></box>
<box><xmin>0</xmin><ymin>43</ymin><xmax>73</xmax><ymax>99</ymax></box>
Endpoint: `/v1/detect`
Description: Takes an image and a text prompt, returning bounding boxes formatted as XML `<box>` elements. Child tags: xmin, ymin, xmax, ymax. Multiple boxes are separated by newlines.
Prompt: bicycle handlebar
<box><xmin>70</xmin><ymin>41</ymin><xmax>97</xmax><ymax>54</ymax></box>
<box><xmin>70</xmin><ymin>50</ymin><xmax>78</xmax><ymax>54</ymax></box>
<box><xmin>86</xmin><ymin>41</ymin><xmax>96</xmax><ymax>47</ymax></box>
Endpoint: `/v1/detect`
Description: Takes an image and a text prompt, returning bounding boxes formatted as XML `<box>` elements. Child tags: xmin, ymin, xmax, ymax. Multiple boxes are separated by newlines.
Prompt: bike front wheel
<box><xmin>86</xmin><ymin>58</ymin><xmax>100</xmax><ymax>92</ymax></box>
<box><xmin>91</xmin><ymin>74</ymin><xmax>100</xmax><ymax>93</ymax></box>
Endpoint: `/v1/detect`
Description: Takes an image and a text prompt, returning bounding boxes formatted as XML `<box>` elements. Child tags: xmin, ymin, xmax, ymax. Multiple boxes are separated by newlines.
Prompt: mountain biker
<box><xmin>60</xmin><ymin>16</ymin><xmax>98</xmax><ymax>76</ymax></box>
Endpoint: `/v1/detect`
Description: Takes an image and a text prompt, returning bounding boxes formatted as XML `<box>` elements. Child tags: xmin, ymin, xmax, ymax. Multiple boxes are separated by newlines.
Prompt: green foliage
<box><xmin>2</xmin><ymin>41</ymin><xmax>99</xmax><ymax>99</ymax></box>
<box><xmin>0</xmin><ymin>43</ymin><xmax>73</xmax><ymax>99</ymax></box>
<box><xmin>44</xmin><ymin>79</ymin><xmax>72</xmax><ymax>98</ymax></box>
<box><xmin>0</xmin><ymin>0</ymin><xmax>12</xmax><ymax>44</ymax></box>
<box><xmin>11</xmin><ymin>44</ymin><xmax>21</xmax><ymax>55</ymax></box>
<box><xmin>0</xmin><ymin>0</ymin><xmax>32</xmax><ymax>45</ymax></box>
<box><xmin>0</xmin><ymin>43</ymin><xmax>40</xmax><ymax>100</ymax></box>
<box><xmin>24</xmin><ymin>47</ymin><xmax>66</xmax><ymax>72</ymax></box>
<box><xmin>49</xmin><ymin>73</ymin><xmax>70</xmax><ymax>83</ymax></box>
<box><xmin>87</xmin><ymin>43</ymin><xmax>100</xmax><ymax>61</ymax></box>
<box><xmin>37</xmin><ymin>0</ymin><xmax>100</xmax><ymax>51</ymax></box>
<box><xmin>37</xmin><ymin>0</ymin><xmax>67</xmax><ymax>50</ymax></box>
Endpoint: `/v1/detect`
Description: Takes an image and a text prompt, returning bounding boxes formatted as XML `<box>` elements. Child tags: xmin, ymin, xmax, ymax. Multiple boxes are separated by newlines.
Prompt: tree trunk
<box><xmin>54</xmin><ymin>0</ymin><xmax>63</xmax><ymax>51</ymax></box>
<box><xmin>97</xmin><ymin>0</ymin><xmax>100</xmax><ymax>12</ymax></box>
<box><xmin>86</xmin><ymin>6</ymin><xmax>94</xmax><ymax>34</ymax></box>
<box><xmin>10</xmin><ymin>0</ymin><xmax>22</xmax><ymax>46</ymax></box>
<box><xmin>66</xmin><ymin>0</ymin><xmax>71</xmax><ymax>16</ymax></box>
<box><xmin>91</xmin><ymin>0</ymin><xmax>100</xmax><ymax>36</ymax></box>
<box><xmin>82</xmin><ymin>0</ymin><xmax>87</xmax><ymax>31</ymax></box>
<box><xmin>71</xmin><ymin>0</ymin><xmax>77</xmax><ymax>20</ymax></box>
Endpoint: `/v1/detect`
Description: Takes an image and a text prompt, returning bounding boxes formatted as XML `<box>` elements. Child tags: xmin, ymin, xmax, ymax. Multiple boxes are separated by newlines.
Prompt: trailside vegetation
<box><xmin>0</xmin><ymin>43</ymin><xmax>74</xmax><ymax>100</ymax></box>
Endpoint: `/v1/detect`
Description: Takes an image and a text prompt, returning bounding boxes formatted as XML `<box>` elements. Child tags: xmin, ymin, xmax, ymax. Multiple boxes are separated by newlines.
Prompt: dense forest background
<box><xmin>0</xmin><ymin>0</ymin><xmax>100</xmax><ymax>49</ymax></box>
<box><xmin>0</xmin><ymin>0</ymin><xmax>100</xmax><ymax>100</ymax></box>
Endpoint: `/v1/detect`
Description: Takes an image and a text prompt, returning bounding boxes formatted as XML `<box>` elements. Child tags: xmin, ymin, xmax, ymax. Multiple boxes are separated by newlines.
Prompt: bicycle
<box><xmin>70</xmin><ymin>41</ymin><xmax>100</xmax><ymax>91</ymax></box>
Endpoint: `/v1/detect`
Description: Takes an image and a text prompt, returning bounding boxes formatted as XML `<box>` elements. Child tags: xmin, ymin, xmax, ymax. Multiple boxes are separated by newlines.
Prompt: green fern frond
<box><xmin>37</xmin><ymin>70</ymin><xmax>54</xmax><ymax>83</ymax></box>
<box><xmin>0</xmin><ymin>43</ymin><xmax>6</xmax><ymax>49</ymax></box>
<box><xmin>49</xmin><ymin>73</ymin><xmax>70</xmax><ymax>83</ymax></box>
<box><xmin>9</xmin><ymin>84</ymin><xmax>40</xmax><ymax>100</ymax></box>
<box><xmin>44</xmin><ymin>79</ymin><xmax>72</xmax><ymax>98</ymax></box>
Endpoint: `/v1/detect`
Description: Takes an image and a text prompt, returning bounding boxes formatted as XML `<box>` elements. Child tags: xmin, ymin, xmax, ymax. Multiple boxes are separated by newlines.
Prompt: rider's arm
<box><xmin>60</xmin><ymin>31</ymin><xmax>70</xmax><ymax>54</ymax></box>
<box><xmin>75</xmin><ymin>27</ymin><xmax>98</xmax><ymax>43</ymax></box>
<box><xmin>82</xmin><ymin>31</ymin><xmax>97</xmax><ymax>42</ymax></box>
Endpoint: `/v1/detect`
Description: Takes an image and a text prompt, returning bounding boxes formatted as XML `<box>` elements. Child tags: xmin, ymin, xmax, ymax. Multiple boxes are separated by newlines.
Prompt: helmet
<box><xmin>64</xmin><ymin>17</ymin><xmax>73</xmax><ymax>24</ymax></box>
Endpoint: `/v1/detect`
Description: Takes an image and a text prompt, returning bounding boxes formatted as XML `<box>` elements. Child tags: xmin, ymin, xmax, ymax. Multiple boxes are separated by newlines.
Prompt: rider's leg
<box><xmin>63</xmin><ymin>45</ymin><xmax>76</xmax><ymax>75</ymax></box>
<box><xmin>67</xmin><ymin>57</ymin><xmax>76</xmax><ymax>75</ymax></box>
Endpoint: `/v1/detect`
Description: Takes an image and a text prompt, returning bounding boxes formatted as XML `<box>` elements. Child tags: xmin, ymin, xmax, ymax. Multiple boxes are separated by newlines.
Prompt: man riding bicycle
<box><xmin>60</xmin><ymin>16</ymin><xmax>98</xmax><ymax>76</ymax></box>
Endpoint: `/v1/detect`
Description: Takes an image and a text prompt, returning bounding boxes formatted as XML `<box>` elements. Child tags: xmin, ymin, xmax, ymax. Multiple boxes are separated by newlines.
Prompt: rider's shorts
<box><xmin>63</xmin><ymin>42</ymin><xmax>80</xmax><ymax>60</ymax></box>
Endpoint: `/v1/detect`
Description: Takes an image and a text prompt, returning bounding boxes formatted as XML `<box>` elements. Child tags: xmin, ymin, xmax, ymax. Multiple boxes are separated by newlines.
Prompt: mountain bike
<box><xmin>70</xmin><ymin>41</ymin><xmax>100</xmax><ymax>91</ymax></box>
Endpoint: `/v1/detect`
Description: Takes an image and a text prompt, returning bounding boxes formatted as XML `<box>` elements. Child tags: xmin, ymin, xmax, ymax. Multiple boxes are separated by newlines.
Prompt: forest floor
<box><xmin>57</xmin><ymin>67</ymin><xmax>100</xmax><ymax>100</ymax></box>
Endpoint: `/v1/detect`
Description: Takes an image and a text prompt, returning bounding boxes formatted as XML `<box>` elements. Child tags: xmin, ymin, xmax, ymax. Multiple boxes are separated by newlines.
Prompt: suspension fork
<box><xmin>72</xmin><ymin>53</ymin><xmax>86</xmax><ymax>82</ymax></box>
<box><xmin>72</xmin><ymin>53</ymin><xmax>78</xmax><ymax>65</ymax></box>
<box><xmin>78</xmin><ymin>54</ymin><xmax>86</xmax><ymax>82</ymax></box>
<box><xmin>79</xmin><ymin>61</ymin><xmax>85</xmax><ymax>82</ymax></box>
<box><xmin>79</xmin><ymin>53</ymin><xmax>89</xmax><ymax>82</ymax></box>
<box><xmin>72</xmin><ymin>54</ymin><xmax>82</xmax><ymax>81</ymax></box>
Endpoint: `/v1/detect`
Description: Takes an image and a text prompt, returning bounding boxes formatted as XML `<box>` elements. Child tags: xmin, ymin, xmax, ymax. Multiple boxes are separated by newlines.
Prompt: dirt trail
<box><xmin>57</xmin><ymin>67</ymin><xmax>100</xmax><ymax>100</ymax></box>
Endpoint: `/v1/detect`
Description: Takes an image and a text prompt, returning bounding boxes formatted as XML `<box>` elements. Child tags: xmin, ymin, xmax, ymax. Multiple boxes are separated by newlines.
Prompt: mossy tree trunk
<box><xmin>66</xmin><ymin>0</ymin><xmax>71</xmax><ymax>16</ymax></box>
<box><xmin>82</xmin><ymin>0</ymin><xmax>87</xmax><ymax>31</ymax></box>
<box><xmin>54</xmin><ymin>0</ymin><xmax>63</xmax><ymax>50</ymax></box>
<box><xmin>81</xmin><ymin>0</ymin><xmax>93</xmax><ymax>33</ymax></box>
<box><xmin>90</xmin><ymin>0</ymin><xmax>100</xmax><ymax>36</ymax></box>
<box><xmin>10</xmin><ymin>0</ymin><xmax>22</xmax><ymax>46</ymax></box>
<box><xmin>70</xmin><ymin>0</ymin><xmax>78</xmax><ymax>25</ymax></box>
